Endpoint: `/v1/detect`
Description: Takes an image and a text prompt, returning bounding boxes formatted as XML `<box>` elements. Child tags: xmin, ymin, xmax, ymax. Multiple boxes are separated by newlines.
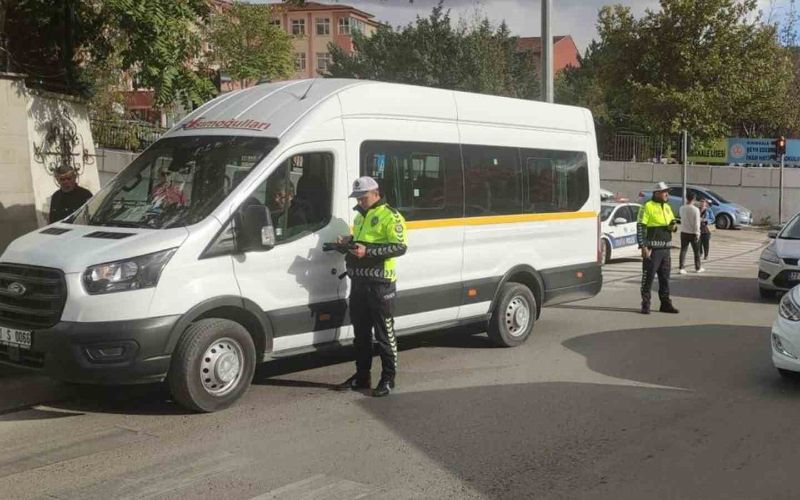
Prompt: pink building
<box><xmin>516</xmin><ymin>35</ymin><xmax>581</xmax><ymax>74</ymax></box>
<box><xmin>269</xmin><ymin>1</ymin><xmax>380</xmax><ymax>79</ymax></box>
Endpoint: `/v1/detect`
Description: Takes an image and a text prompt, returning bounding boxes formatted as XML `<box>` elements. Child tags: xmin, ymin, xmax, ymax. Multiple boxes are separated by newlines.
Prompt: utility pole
<box><xmin>779</xmin><ymin>152</ymin><xmax>785</xmax><ymax>225</ymax></box>
<box><xmin>682</xmin><ymin>129</ymin><xmax>688</xmax><ymax>203</ymax></box>
<box><xmin>541</xmin><ymin>0</ymin><xmax>553</xmax><ymax>103</ymax></box>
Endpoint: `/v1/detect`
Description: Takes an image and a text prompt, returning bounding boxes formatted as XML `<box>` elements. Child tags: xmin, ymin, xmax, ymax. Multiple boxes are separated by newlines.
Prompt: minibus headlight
<box><xmin>83</xmin><ymin>248</ymin><xmax>177</xmax><ymax>295</ymax></box>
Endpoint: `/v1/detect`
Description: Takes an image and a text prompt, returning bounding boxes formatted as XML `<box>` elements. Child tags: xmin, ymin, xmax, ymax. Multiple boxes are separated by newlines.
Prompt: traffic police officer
<box><xmin>338</xmin><ymin>176</ymin><xmax>408</xmax><ymax>397</ymax></box>
<box><xmin>637</xmin><ymin>181</ymin><xmax>680</xmax><ymax>315</ymax></box>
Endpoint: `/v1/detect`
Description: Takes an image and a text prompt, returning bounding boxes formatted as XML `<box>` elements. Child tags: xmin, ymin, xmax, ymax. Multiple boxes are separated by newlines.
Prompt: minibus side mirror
<box><xmin>768</xmin><ymin>230</ymin><xmax>778</xmax><ymax>239</ymax></box>
<box><xmin>613</xmin><ymin>217</ymin><xmax>627</xmax><ymax>225</ymax></box>
<box><xmin>238</xmin><ymin>204</ymin><xmax>275</xmax><ymax>252</ymax></box>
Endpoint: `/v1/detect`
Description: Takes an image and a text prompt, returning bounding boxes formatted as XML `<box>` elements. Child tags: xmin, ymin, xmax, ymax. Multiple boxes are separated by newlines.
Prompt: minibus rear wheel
<box><xmin>488</xmin><ymin>283</ymin><xmax>536</xmax><ymax>347</ymax></box>
<box><xmin>168</xmin><ymin>318</ymin><xmax>256</xmax><ymax>413</ymax></box>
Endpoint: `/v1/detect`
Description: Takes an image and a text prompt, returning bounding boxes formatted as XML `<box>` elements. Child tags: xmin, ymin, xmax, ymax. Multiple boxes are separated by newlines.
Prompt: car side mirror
<box><xmin>238</xmin><ymin>204</ymin><xmax>275</xmax><ymax>252</ymax></box>
<box><xmin>768</xmin><ymin>230</ymin><xmax>778</xmax><ymax>239</ymax></box>
<box><xmin>613</xmin><ymin>217</ymin><xmax>627</xmax><ymax>225</ymax></box>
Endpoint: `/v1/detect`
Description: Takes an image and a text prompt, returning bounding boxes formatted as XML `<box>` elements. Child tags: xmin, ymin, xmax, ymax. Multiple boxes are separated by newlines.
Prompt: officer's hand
<box><xmin>641</xmin><ymin>247</ymin><xmax>651</xmax><ymax>259</ymax></box>
<box><xmin>350</xmin><ymin>243</ymin><xmax>366</xmax><ymax>258</ymax></box>
<box><xmin>337</xmin><ymin>235</ymin><xmax>353</xmax><ymax>244</ymax></box>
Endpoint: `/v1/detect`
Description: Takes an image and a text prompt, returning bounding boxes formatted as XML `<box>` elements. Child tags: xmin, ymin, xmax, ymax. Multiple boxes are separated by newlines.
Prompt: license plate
<box><xmin>0</xmin><ymin>326</ymin><xmax>32</xmax><ymax>349</ymax></box>
<box><xmin>790</xmin><ymin>272</ymin><xmax>800</xmax><ymax>281</ymax></box>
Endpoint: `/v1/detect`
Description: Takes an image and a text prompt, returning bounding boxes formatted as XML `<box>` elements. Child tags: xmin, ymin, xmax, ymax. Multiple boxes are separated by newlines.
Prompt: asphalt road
<box><xmin>0</xmin><ymin>228</ymin><xmax>793</xmax><ymax>500</ymax></box>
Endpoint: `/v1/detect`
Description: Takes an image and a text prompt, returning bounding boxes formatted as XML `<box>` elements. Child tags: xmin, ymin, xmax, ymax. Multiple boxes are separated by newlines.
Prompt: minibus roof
<box><xmin>164</xmin><ymin>78</ymin><xmax>592</xmax><ymax>140</ymax></box>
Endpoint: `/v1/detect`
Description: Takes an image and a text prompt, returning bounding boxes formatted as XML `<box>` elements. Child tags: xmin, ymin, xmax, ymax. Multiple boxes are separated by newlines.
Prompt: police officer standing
<box><xmin>637</xmin><ymin>182</ymin><xmax>680</xmax><ymax>315</ymax></box>
<box><xmin>338</xmin><ymin>177</ymin><xmax>407</xmax><ymax>397</ymax></box>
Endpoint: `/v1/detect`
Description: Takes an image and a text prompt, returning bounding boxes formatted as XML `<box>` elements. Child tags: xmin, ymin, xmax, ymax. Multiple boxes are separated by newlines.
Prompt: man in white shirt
<box><xmin>678</xmin><ymin>192</ymin><xmax>705</xmax><ymax>274</ymax></box>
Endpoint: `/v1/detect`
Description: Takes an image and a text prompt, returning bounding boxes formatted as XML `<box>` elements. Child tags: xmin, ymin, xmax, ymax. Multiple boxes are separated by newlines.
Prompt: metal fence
<box><xmin>91</xmin><ymin>119</ymin><xmax>167</xmax><ymax>152</ymax></box>
<box><xmin>601</xmin><ymin>133</ymin><xmax>673</xmax><ymax>163</ymax></box>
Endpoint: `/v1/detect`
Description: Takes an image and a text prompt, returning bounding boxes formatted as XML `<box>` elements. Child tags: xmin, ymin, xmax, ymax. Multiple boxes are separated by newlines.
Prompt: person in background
<box><xmin>49</xmin><ymin>165</ymin><xmax>92</xmax><ymax>223</ymax></box>
<box><xmin>678</xmin><ymin>192</ymin><xmax>705</xmax><ymax>274</ymax></box>
<box><xmin>152</xmin><ymin>169</ymin><xmax>187</xmax><ymax>207</ymax></box>
<box><xmin>699</xmin><ymin>199</ymin><xmax>712</xmax><ymax>260</ymax></box>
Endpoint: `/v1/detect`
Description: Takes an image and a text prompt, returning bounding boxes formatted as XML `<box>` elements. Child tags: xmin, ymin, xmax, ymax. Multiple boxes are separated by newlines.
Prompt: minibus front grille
<box><xmin>0</xmin><ymin>264</ymin><xmax>66</xmax><ymax>328</ymax></box>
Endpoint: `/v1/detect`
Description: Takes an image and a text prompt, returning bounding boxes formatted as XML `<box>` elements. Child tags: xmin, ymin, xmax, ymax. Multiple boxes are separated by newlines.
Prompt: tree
<box><xmin>207</xmin><ymin>2</ymin><xmax>294</xmax><ymax>90</ymax></box>
<box><xmin>559</xmin><ymin>0</ymin><xmax>793</xmax><ymax>141</ymax></box>
<box><xmin>326</xmin><ymin>3</ymin><xmax>539</xmax><ymax>100</ymax></box>
<box><xmin>2</xmin><ymin>0</ymin><xmax>215</xmax><ymax>109</ymax></box>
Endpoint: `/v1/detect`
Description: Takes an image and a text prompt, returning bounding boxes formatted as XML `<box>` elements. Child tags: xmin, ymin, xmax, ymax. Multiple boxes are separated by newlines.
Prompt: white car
<box><xmin>771</xmin><ymin>285</ymin><xmax>800</xmax><ymax>377</ymax></box>
<box><xmin>600</xmin><ymin>202</ymin><xmax>642</xmax><ymax>264</ymax></box>
<box><xmin>759</xmin><ymin>212</ymin><xmax>800</xmax><ymax>299</ymax></box>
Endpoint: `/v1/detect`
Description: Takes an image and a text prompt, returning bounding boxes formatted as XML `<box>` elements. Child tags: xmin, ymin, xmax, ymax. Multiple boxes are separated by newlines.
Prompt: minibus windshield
<box><xmin>68</xmin><ymin>136</ymin><xmax>277</xmax><ymax>229</ymax></box>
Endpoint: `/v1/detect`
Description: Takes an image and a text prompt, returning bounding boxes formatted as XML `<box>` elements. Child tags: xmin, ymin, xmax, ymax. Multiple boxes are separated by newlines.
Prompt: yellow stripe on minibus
<box><xmin>405</xmin><ymin>211</ymin><xmax>597</xmax><ymax>230</ymax></box>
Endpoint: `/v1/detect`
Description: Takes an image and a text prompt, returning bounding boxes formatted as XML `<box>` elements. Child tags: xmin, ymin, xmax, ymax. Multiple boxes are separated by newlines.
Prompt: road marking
<box><xmin>249</xmin><ymin>473</ymin><xmax>420</xmax><ymax>500</ymax></box>
<box><xmin>52</xmin><ymin>451</ymin><xmax>249</xmax><ymax>499</ymax></box>
<box><xmin>0</xmin><ymin>427</ymin><xmax>152</xmax><ymax>479</ymax></box>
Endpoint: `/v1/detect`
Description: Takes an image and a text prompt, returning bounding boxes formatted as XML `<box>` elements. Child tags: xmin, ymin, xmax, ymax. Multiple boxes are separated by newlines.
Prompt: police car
<box><xmin>771</xmin><ymin>284</ymin><xmax>800</xmax><ymax>378</ymax></box>
<box><xmin>759</xmin><ymin>211</ymin><xmax>800</xmax><ymax>298</ymax></box>
<box><xmin>600</xmin><ymin>202</ymin><xmax>642</xmax><ymax>264</ymax></box>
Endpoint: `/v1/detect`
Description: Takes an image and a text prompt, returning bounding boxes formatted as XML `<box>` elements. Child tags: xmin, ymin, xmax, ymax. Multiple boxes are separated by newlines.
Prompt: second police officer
<box><xmin>338</xmin><ymin>176</ymin><xmax>408</xmax><ymax>397</ymax></box>
<box><xmin>637</xmin><ymin>181</ymin><xmax>680</xmax><ymax>315</ymax></box>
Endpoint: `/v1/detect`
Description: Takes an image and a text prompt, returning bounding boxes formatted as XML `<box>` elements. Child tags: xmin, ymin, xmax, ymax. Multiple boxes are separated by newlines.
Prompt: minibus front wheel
<box><xmin>168</xmin><ymin>318</ymin><xmax>256</xmax><ymax>412</ymax></box>
<box><xmin>488</xmin><ymin>283</ymin><xmax>536</xmax><ymax>347</ymax></box>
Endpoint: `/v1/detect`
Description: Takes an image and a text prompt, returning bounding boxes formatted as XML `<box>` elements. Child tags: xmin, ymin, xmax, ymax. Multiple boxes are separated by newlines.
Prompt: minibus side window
<box><xmin>360</xmin><ymin>141</ymin><xmax>462</xmax><ymax>221</ymax></box>
<box><xmin>243</xmin><ymin>152</ymin><xmax>334</xmax><ymax>244</ymax></box>
<box><xmin>462</xmin><ymin>145</ymin><xmax>523</xmax><ymax>217</ymax></box>
<box><xmin>522</xmin><ymin>149</ymin><xmax>589</xmax><ymax>213</ymax></box>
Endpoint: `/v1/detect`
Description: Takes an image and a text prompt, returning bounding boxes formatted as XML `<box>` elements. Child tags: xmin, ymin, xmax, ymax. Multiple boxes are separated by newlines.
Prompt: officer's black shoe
<box><xmin>659</xmin><ymin>303</ymin><xmax>679</xmax><ymax>314</ymax></box>
<box><xmin>337</xmin><ymin>374</ymin><xmax>371</xmax><ymax>391</ymax></box>
<box><xmin>372</xmin><ymin>378</ymin><xmax>395</xmax><ymax>397</ymax></box>
<box><xmin>641</xmin><ymin>302</ymin><xmax>650</xmax><ymax>315</ymax></box>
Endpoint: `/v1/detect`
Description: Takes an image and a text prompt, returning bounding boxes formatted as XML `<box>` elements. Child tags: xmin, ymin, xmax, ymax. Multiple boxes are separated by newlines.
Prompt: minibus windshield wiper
<box><xmin>98</xmin><ymin>220</ymin><xmax>151</xmax><ymax>229</ymax></box>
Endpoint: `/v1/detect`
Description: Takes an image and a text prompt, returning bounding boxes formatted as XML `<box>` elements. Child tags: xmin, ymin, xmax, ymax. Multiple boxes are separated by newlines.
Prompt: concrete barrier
<box><xmin>601</xmin><ymin>162</ymin><xmax>800</xmax><ymax>224</ymax></box>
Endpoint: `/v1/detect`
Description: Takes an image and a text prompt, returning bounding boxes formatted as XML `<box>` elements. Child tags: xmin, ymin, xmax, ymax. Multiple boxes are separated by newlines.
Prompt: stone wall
<box><xmin>0</xmin><ymin>74</ymin><xmax>100</xmax><ymax>252</ymax></box>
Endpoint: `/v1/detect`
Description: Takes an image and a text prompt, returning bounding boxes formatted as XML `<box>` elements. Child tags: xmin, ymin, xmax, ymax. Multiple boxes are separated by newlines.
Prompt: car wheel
<box><xmin>759</xmin><ymin>287</ymin><xmax>776</xmax><ymax>300</ymax></box>
<box><xmin>601</xmin><ymin>239</ymin><xmax>611</xmax><ymax>265</ymax></box>
<box><xmin>715</xmin><ymin>213</ymin><xmax>733</xmax><ymax>230</ymax></box>
<box><xmin>488</xmin><ymin>283</ymin><xmax>536</xmax><ymax>348</ymax></box>
<box><xmin>168</xmin><ymin>318</ymin><xmax>256</xmax><ymax>413</ymax></box>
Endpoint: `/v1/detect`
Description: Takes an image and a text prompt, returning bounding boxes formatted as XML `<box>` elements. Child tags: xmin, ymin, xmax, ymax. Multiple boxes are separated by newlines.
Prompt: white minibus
<box><xmin>0</xmin><ymin>79</ymin><xmax>601</xmax><ymax>411</ymax></box>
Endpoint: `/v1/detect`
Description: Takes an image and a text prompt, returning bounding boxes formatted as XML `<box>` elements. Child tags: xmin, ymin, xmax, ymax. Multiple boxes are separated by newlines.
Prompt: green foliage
<box><xmin>103</xmin><ymin>0</ymin><xmax>216</xmax><ymax>109</ymax></box>
<box><xmin>2</xmin><ymin>0</ymin><xmax>215</xmax><ymax>109</ymax></box>
<box><xmin>207</xmin><ymin>2</ymin><xmax>294</xmax><ymax>88</ymax></box>
<box><xmin>326</xmin><ymin>2</ymin><xmax>538</xmax><ymax>99</ymax></box>
<box><xmin>559</xmin><ymin>0</ymin><xmax>793</xmax><ymax>141</ymax></box>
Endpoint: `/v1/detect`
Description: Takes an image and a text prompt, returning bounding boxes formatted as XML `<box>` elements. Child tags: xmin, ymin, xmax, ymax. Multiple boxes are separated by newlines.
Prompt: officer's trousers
<box><xmin>350</xmin><ymin>280</ymin><xmax>397</xmax><ymax>381</ymax></box>
<box><xmin>641</xmin><ymin>248</ymin><xmax>672</xmax><ymax>307</ymax></box>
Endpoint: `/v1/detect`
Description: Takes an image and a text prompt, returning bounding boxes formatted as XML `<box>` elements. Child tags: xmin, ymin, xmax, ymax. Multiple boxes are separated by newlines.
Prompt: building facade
<box><xmin>517</xmin><ymin>35</ymin><xmax>580</xmax><ymax>74</ymax></box>
<box><xmin>269</xmin><ymin>2</ymin><xmax>379</xmax><ymax>79</ymax></box>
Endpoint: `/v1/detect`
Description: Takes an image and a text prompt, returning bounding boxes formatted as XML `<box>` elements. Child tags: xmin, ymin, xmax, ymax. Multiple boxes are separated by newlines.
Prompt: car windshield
<box><xmin>600</xmin><ymin>205</ymin><xmax>615</xmax><ymax>221</ymax></box>
<box><xmin>704</xmin><ymin>189</ymin><xmax>730</xmax><ymax>204</ymax></box>
<box><xmin>68</xmin><ymin>136</ymin><xmax>277</xmax><ymax>229</ymax></box>
<box><xmin>780</xmin><ymin>215</ymin><xmax>800</xmax><ymax>240</ymax></box>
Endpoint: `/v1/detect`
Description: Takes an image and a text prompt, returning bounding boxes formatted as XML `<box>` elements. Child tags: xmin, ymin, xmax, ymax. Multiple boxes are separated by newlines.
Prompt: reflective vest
<box><xmin>346</xmin><ymin>200</ymin><xmax>408</xmax><ymax>282</ymax></box>
<box><xmin>637</xmin><ymin>199</ymin><xmax>677</xmax><ymax>248</ymax></box>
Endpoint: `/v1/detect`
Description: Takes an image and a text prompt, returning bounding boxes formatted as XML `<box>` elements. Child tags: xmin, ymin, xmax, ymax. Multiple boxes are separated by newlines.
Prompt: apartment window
<box><xmin>316</xmin><ymin>17</ymin><xmax>330</xmax><ymax>36</ymax></box>
<box><xmin>269</xmin><ymin>19</ymin><xmax>282</xmax><ymax>29</ymax></box>
<box><xmin>295</xmin><ymin>52</ymin><xmax>306</xmax><ymax>71</ymax></box>
<box><xmin>316</xmin><ymin>52</ymin><xmax>332</xmax><ymax>73</ymax></box>
<box><xmin>291</xmin><ymin>19</ymin><xmax>305</xmax><ymax>36</ymax></box>
<box><xmin>338</xmin><ymin>17</ymin><xmax>351</xmax><ymax>35</ymax></box>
